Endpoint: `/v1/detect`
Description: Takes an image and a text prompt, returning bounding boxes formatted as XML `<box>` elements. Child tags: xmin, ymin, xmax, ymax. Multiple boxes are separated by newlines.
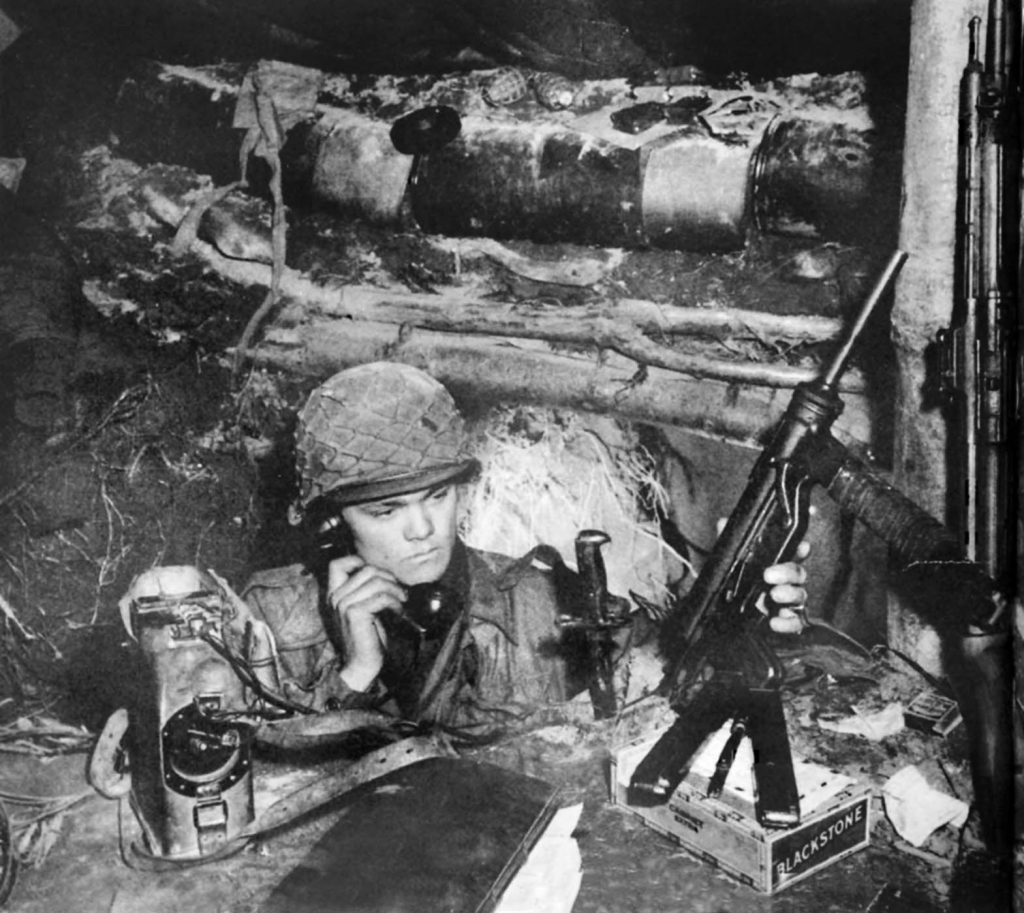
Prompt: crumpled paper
<box><xmin>882</xmin><ymin>765</ymin><xmax>969</xmax><ymax>847</ymax></box>
<box><xmin>817</xmin><ymin>701</ymin><xmax>905</xmax><ymax>741</ymax></box>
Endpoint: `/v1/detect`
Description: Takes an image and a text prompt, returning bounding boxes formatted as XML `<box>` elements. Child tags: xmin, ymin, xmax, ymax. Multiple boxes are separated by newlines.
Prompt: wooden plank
<box><xmin>252</xmin><ymin>315</ymin><xmax>876</xmax><ymax>449</ymax></box>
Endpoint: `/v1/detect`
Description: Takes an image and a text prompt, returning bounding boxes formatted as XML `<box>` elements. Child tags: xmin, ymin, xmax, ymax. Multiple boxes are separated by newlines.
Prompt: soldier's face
<box><xmin>341</xmin><ymin>484</ymin><xmax>459</xmax><ymax>585</ymax></box>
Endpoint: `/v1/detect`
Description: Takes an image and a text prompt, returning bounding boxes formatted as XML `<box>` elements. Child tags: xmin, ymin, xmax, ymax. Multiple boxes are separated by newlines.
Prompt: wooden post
<box><xmin>890</xmin><ymin>0</ymin><xmax>983</xmax><ymax>673</ymax></box>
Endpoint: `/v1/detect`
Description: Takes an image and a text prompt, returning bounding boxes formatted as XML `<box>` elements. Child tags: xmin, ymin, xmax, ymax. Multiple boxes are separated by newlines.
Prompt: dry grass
<box><xmin>461</xmin><ymin>405</ymin><xmax>690</xmax><ymax>608</ymax></box>
<box><xmin>0</xmin><ymin>367</ymin><xmax>262</xmax><ymax>728</ymax></box>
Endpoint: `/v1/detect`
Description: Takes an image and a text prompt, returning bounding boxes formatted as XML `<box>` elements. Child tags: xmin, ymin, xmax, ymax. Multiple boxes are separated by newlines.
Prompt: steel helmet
<box><xmin>294</xmin><ymin>362</ymin><xmax>478</xmax><ymax>509</ymax></box>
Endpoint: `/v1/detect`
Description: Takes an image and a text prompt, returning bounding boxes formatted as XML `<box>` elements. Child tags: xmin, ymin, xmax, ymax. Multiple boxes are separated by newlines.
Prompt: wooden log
<box><xmin>179</xmin><ymin>162</ymin><xmax>850</xmax><ymax>327</ymax></box>
<box><xmin>302</xmin><ymin>285</ymin><xmax>858</xmax><ymax>389</ymax></box>
<box><xmin>132</xmin><ymin>166</ymin><xmax>858</xmax><ymax>390</ymax></box>
<box><xmin>308</xmin><ymin>283</ymin><xmax>842</xmax><ymax>344</ymax></box>
<box><xmin>66</xmin><ymin>151</ymin><xmax>879</xmax><ymax>449</ymax></box>
<box><xmin>410</xmin><ymin>117</ymin><xmax>646</xmax><ymax>248</ymax></box>
<box><xmin>111</xmin><ymin>61</ymin><xmax>889</xmax><ymax>252</ymax></box>
<box><xmin>384</xmin><ymin>112</ymin><xmax>889</xmax><ymax>252</ymax></box>
<box><xmin>176</xmin><ymin>231</ymin><xmax>864</xmax><ymax>388</ymax></box>
<box><xmin>252</xmin><ymin>315</ymin><xmax>876</xmax><ymax>449</ymax></box>
<box><xmin>174</xmin><ymin>234</ymin><xmax>863</xmax><ymax>391</ymax></box>
<box><xmin>134</xmin><ymin>163</ymin><xmax>849</xmax><ymax>346</ymax></box>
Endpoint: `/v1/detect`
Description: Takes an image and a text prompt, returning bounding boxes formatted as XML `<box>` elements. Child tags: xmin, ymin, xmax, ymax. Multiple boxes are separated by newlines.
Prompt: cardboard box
<box><xmin>904</xmin><ymin>689</ymin><xmax>962</xmax><ymax>737</ymax></box>
<box><xmin>611</xmin><ymin>725</ymin><xmax>873</xmax><ymax>894</ymax></box>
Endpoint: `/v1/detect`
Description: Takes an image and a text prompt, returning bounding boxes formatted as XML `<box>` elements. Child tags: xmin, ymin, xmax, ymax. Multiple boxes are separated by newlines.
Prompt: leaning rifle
<box><xmin>933</xmin><ymin>0</ymin><xmax>1019</xmax><ymax>857</ymax></box>
<box><xmin>936</xmin><ymin>0</ymin><xmax>1018</xmax><ymax>591</ymax></box>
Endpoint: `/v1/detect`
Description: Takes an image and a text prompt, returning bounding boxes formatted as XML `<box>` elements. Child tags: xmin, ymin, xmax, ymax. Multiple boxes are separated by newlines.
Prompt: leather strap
<box><xmin>243</xmin><ymin>734</ymin><xmax>454</xmax><ymax>838</ymax></box>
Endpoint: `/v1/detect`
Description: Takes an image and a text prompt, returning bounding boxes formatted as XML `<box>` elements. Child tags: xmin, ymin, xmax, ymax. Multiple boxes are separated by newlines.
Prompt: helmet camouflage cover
<box><xmin>294</xmin><ymin>362</ymin><xmax>479</xmax><ymax>509</ymax></box>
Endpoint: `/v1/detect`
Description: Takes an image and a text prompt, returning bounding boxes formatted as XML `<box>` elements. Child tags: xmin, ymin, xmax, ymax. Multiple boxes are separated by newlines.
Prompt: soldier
<box><xmin>233</xmin><ymin>362</ymin><xmax>810</xmax><ymax>730</ymax></box>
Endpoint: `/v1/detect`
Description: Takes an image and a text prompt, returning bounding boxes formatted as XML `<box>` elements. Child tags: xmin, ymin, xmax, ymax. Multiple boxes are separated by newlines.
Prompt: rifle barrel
<box><xmin>822</xmin><ymin>251</ymin><xmax>908</xmax><ymax>388</ymax></box>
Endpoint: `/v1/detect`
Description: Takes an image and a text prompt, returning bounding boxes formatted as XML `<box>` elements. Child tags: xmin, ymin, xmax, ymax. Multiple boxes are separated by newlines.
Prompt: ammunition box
<box><xmin>610</xmin><ymin>726</ymin><xmax>873</xmax><ymax>894</ymax></box>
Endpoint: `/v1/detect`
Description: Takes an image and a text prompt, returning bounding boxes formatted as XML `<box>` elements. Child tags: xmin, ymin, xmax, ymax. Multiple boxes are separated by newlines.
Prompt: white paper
<box><xmin>817</xmin><ymin>702</ymin><xmax>905</xmax><ymax>741</ymax></box>
<box><xmin>495</xmin><ymin>803</ymin><xmax>584</xmax><ymax>913</ymax></box>
<box><xmin>882</xmin><ymin>765</ymin><xmax>969</xmax><ymax>847</ymax></box>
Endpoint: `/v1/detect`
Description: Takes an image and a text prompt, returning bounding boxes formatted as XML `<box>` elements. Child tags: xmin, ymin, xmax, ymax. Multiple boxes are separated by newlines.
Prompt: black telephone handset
<box><xmin>306</xmin><ymin>507</ymin><xmax>357</xmax><ymax>651</ymax></box>
<box><xmin>312</xmin><ymin>513</ymin><xmax>355</xmax><ymax>566</ymax></box>
<box><xmin>380</xmin><ymin>582</ymin><xmax>464</xmax><ymax>718</ymax></box>
<box><xmin>401</xmin><ymin>584</ymin><xmax>461</xmax><ymax>640</ymax></box>
<box><xmin>309</xmin><ymin>506</ymin><xmax>459</xmax><ymax>641</ymax></box>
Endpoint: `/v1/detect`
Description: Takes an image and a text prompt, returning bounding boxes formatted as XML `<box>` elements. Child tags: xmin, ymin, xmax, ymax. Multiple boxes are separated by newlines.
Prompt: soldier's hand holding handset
<box><xmin>328</xmin><ymin>556</ymin><xmax>406</xmax><ymax>691</ymax></box>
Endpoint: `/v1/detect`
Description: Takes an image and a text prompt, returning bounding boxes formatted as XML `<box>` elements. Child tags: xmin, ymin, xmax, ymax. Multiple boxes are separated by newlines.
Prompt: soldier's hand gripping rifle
<box><xmin>628</xmin><ymin>251</ymin><xmax>908</xmax><ymax>827</ymax></box>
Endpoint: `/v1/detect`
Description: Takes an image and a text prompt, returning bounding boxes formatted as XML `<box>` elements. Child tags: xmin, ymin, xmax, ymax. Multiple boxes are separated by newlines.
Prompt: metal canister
<box><xmin>310</xmin><ymin>110</ymin><xmax>413</xmax><ymax>224</ymax></box>
<box><xmin>751</xmin><ymin>116</ymin><xmax>877</xmax><ymax>242</ymax></box>
<box><xmin>640</xmin><ymin>131</ymin><xmax>755</xmax><ymax>251</ymax></box>
<box><xmin>411</xmin><ymin>118</ymin><xmax>645</xmax><ymax>247</ymax></box>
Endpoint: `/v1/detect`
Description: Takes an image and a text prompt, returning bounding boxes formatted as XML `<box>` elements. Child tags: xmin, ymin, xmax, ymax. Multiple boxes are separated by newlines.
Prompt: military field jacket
<box><xmin>241</xmin><ymin>544</ymin><xmax>581</xmax><ymax>728</ymax></box>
